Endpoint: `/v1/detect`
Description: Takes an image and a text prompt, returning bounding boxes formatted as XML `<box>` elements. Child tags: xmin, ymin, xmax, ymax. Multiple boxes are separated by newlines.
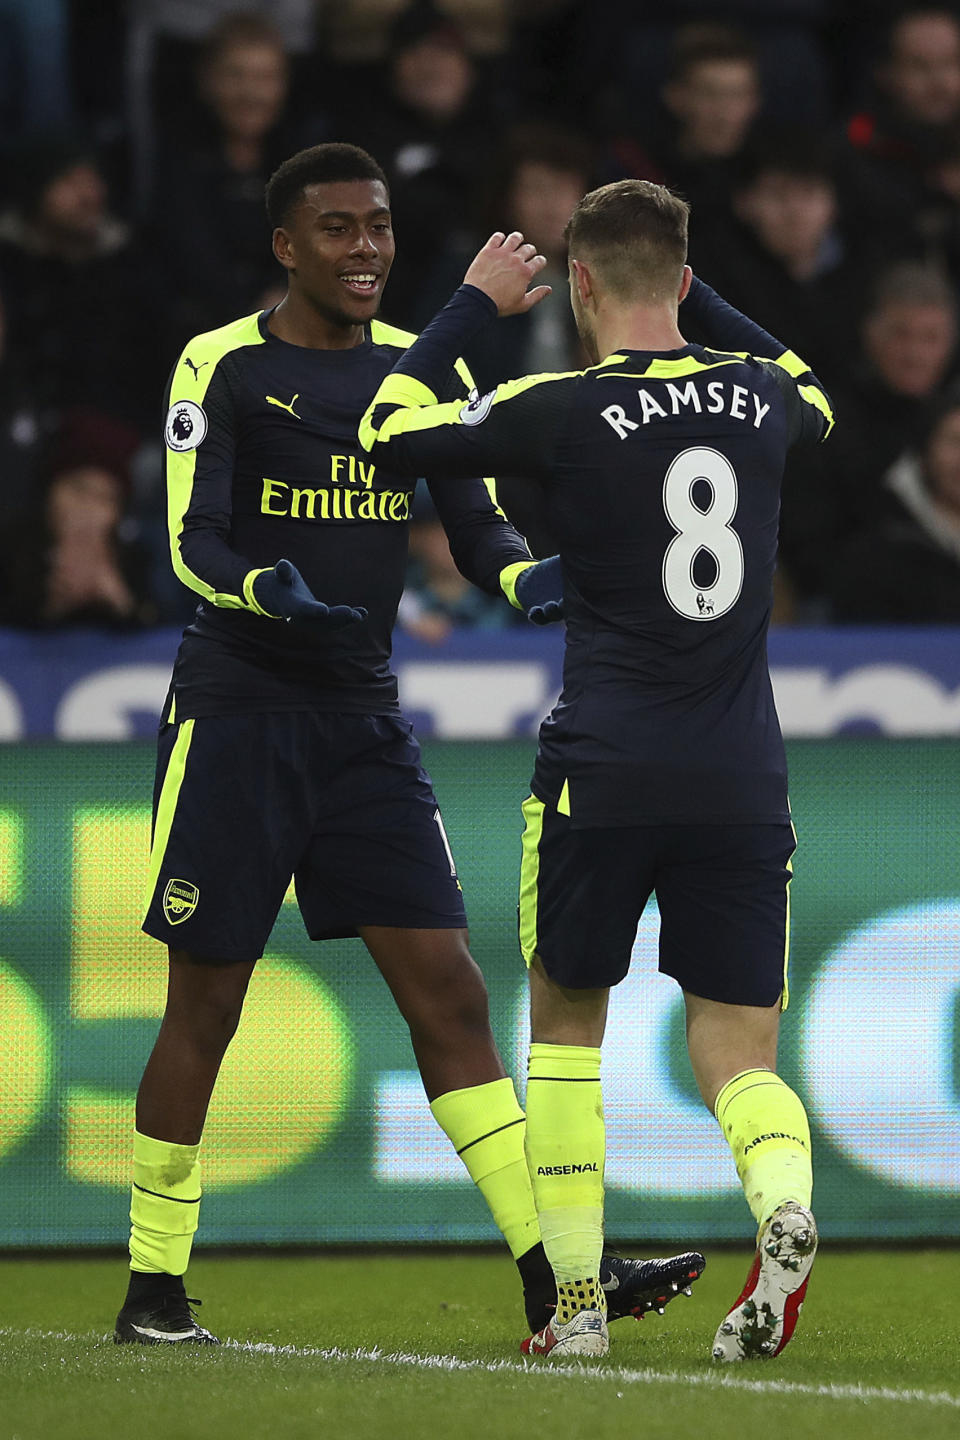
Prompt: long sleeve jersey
<box><xmin>161</xmin><ymin>307</ymin><xmax>532</xmax><ymax>717</ymax></box>
<box><xmin>359</xmin><ymin>282</ymin><xmax>834</xmax><ymax>827</ymax></box>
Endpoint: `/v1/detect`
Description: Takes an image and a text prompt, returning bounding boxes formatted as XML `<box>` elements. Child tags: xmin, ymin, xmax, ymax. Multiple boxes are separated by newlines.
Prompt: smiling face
<box><xmin>273</xmin><ymin>179</ymin><xmax>395</xmax><ymax>328</ymax></box>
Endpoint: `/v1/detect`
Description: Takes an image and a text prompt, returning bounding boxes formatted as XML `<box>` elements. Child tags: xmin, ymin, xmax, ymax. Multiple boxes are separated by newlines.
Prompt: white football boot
<box><xmin>522</xmin><ymin>1306</ymin><xmax>609</xmax><ymax>1358</ymax></box>
<box><xmin>712</xmin><ymin>1202</ymin><xmax>818</xmax><ymax>1361</ymax></box>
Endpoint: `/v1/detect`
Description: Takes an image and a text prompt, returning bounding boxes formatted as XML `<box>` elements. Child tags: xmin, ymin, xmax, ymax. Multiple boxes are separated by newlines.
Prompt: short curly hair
<box><xmin>266</xmin><ymin>144</ymin><xmax>388</xmax><ymax>230</ymax></box>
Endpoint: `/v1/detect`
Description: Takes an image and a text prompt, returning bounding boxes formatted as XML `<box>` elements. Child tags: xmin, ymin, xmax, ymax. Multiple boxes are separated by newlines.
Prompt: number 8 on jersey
<box><xmin>662</xmin><ymin>446</ymin><xmax>744</xmax><ymax>621</ymax></box>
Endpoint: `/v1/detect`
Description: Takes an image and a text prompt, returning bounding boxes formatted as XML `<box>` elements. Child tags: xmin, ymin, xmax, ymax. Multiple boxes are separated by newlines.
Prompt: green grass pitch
<box><xmin>1</xmin><ymin>1249</ymin><xmax>958</xmax><ymax>1440</ymax></box>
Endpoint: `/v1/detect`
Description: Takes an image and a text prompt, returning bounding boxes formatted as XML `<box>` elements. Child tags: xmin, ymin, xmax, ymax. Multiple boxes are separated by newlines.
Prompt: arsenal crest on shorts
<box><xmin>163</xmin><ymin>878</ymin><xmax>199</xmax><ymax>924</ymax></box>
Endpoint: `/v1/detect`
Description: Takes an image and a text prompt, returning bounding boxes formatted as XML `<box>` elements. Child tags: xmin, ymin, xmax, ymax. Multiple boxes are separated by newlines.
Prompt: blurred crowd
<box><xmin>2</xmin><ymin>0</ymin><xmax>960</xmax><ymax>632</ymax></box>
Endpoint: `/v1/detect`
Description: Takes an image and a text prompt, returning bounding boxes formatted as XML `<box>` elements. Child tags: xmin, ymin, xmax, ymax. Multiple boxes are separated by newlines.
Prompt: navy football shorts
<box><xmin>142</xmin><ymin>712</ymin><xmax>467</xmax><ymax>962</ymax></box>
<box><xmin>518</xmin><ymin>796</ymin><xmax>797</xmax><ymax>1008</ymax></box>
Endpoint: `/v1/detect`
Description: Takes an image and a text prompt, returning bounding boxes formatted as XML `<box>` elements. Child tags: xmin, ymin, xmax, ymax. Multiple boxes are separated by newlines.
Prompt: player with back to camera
<box><xmin>359</xmin><ymin>180</ymin><xmax>833</xmax><ymax>1360</ymax></box>
<box><xmin>113</xmin><ymin>144</ymin><xmax>705</xmax><ymax>1347</ymax></box>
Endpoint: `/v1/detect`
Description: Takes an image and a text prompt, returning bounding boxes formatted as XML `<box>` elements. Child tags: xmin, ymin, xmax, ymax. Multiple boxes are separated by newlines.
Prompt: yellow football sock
<box><xmin>129</xmin><ymin>1130</ymin><xmax>201</xmax><ymax>1275</ymax></box>
<box><xmin>555</xmin><ymin>1277</ymin><xmax>606</xmax><ymax>1326</ymax></box>
<box><xmin>525</xmin><ymin>1043</ymin><xmax>605</xmax><ymax>1287</ymax></box>
<box><xmin>430</xmin><ymin>1078</ymin><xmax>540</xmax><ymax>1260</ymax></box>
<box><xmin>714</xmin><ymin>1067</ymin><xmax>812</xmax><ymax>1231</ymax></box>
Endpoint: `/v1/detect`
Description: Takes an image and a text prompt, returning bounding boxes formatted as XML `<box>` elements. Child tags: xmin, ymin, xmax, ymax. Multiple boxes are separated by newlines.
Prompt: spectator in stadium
<box><xmin>831</xmin><ymin>389</ymin><xmax>960</xmax><ymax>621</ymax></box>
<box><xmin>0</xmin><ymin>136</ymin><xmax>164</xmax><ymax>434</ymax></box>
<box><xmin>613</xmin><ymin>24</ymin><xmax>762</xmax><ymax>224</ymax></box>
<box><xmin>432</xmin><ymin>123</ymin><xmax>595</xmax><ymax>391</ymax></box>
<box><xmin>150</xmin><ymin>14</ymin><xmax>313</xmax><ymax>339</ymax></box>
<box><xmin>355</xmin><ymin>2</ymin><xmax>504</xmax><ymax>327</ymax></box>
<box><xmin>399</xmin><ymin>488</ymin><xmax>527</xmax><ymax>642</ymax></box>
<box><xmin>778</xmin><ymin>262</ymin><xmax>957</xmax><ymax>608</ymax></box>
<box><xmin>0</xmin><ymin>454</ymin><xmax>155</xmax><ymax>629</ymax></box>
<box><xmin>843</xmin><ymin>6</ymin><xmax>960</xmax><ymax>237</ymax></box>
<box><xmin>689</xmin><ymin>131</ymin><xmax>869</xmax><ymax>392</ymax></box>
<box><xmin>124</xmin><ymin>1</ymin><xmax>318</xmax><ymax>214</ymax></box>
<box><xmin>855</xmin><ymin>6</ymin><xmax>960</xmax><ymax>135</ymax></box>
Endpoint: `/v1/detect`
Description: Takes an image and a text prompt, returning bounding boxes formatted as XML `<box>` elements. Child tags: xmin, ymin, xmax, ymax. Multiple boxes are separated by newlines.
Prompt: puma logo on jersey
<box><xmin>267</xmin><ymin>392</ymin><xmax>301</xmax><ymax>420</ymax></box>
<box><xmin>184</xmin><ymin>357</ymin><xmax>208</xmax><ymax>380</ymax></box>
<box><xmin>602</xmin><ymin>381</ymin><xmax>771</xmax><ymax>437</ymax></box>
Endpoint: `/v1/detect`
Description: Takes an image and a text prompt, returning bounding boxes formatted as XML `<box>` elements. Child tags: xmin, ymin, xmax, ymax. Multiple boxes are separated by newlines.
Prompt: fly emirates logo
<box><xmin>259</xmin><ymin>452</ymin><xmax>412</xmax><ymax>522</ymax></box>
<box><xmin>601</xmin><ymin>379</ymin><xmax>771</xmax><ymax>438</ymax></box>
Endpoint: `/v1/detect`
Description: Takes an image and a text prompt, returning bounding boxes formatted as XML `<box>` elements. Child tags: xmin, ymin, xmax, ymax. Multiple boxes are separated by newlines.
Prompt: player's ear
<box><xmin>571</xmin><ymin>258</ymin><xmax>594</xmax><ymax>307</ymax></box>
<box><xmin>678</xmin><ymin>265</ymin><xmax>692</xmax><ymax>304</ymax></box>
<box><xmin>272</xmin><ymin>227</ymin><xmax>296</xmax><ymax>272</ymax></box>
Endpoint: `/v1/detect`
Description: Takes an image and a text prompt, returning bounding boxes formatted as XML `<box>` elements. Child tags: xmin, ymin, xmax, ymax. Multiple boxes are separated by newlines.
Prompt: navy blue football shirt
<box><xmin>161</xmin><ymin>308</ymin><xmax>531</xmax><ymax>717</ymax></box>
<box><xmin>360</xmin><ymin>282</ymin><xmax>833</xmax><ymax>827</ymax></box>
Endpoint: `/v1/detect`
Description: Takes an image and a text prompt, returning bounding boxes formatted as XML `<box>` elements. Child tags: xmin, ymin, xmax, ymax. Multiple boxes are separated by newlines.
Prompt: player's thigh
<box><xmin>295</xmin><ymin>716</ymin><xmax>467</xmax><ymax>939</ymax></box>
<box><xmin>143</xmin><ymin>714</ymin><xmax>316</xmax><ymax>963</ymax></box>
<box><xmin>655</xmin><ymin>823</ymin><xmax>797</xmax><ymax>1008</ymax></box>
<box><xmin>519</xmin><ymin>795</ymin><xmax>655</xmax><ymax>989</ymax></box>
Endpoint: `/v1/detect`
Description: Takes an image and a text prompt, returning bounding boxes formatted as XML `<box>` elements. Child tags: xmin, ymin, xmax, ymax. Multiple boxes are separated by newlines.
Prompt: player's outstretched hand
<box><xmin>464</xmin><ymin>232</ymin><xmax>552</xmax><ymax>317</ymax></box>
<box><xmin>253</xmin><ymin>559</ymin><xmax>368</xmax><ymax>628</ymax></box>
<box><xmin>514</xmin><ymin>555</ymin><xmax>564</xmax><ymax>626</ymax></box>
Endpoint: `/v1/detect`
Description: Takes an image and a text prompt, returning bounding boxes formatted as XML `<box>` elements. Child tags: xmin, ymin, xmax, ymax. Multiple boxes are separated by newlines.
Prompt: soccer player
<box><xmin>359</xmin><ymin>182</ymin><xmax>834</xmax><ymax>1360</ymax></box>
<box><xmin>114</xmin><ymin>146</ymin><xmax>704</xmax><ymax>1346</ymax></box>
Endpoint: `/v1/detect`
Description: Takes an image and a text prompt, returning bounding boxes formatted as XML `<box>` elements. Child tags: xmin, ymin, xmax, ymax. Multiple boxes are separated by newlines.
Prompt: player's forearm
<box><xmin>390</xmin><ymin>285</ymin><xmax>497</xmax><ymax>392</ymax></box>
<box><xmin>683</xmin><ymin>276</ymin><xmax>792</xmax><ymax>361</ymax></box>
<box><xmin>175</xmin><ymin>528</ymin><xmax>278</xmax><ymax>617</ymax></box>
<box><xmin>456</xmin><ymin>529</ymin><xmax>533</xmax><ymax>597</ymax></box>
<box><xmin>359</xmin><ymin>286</ymin><xmax>497</xmax><ymax>458</ymax></box>
<box><xmin>432</xmin><ymin>479</ymin><xmax>532</xmax><ymax>597</ymax></box>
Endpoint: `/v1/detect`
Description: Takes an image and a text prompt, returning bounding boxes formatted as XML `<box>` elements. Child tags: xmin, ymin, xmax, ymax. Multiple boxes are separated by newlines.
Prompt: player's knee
<box><xmin>197</xmin><ymin>992</ymin><xmax>245</xmax><ymax>1047</ymax></box>
<box><xmin>165</xmin><ymin>963</ymin><xmax>250</xmax><ymax>1052</ymax></box>
<box><xmin>167</xmin><ymin>995</ymin><xmax>245</xmax><ymax>1057</ymax></box>
<box><xmin>407</xmin><ymin>949</ymin><xmax>492</xmax><ymax>1044</ymax></box>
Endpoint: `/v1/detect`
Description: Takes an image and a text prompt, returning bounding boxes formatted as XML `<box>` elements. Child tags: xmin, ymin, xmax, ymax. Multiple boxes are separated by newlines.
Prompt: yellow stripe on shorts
<box><xmin>781</xmin><ymin>823</ymin><xmax>797</xmax><ymax>1012</ymax></box>
<box><xmin>143</xmin><ymin>719</ymin><xmax>195</xmax><ymax>913</ymax></box>
<box><xmin>518</xmin><ymin>795</ymin><xmax>546</xmax><ymax>967</ymax></box>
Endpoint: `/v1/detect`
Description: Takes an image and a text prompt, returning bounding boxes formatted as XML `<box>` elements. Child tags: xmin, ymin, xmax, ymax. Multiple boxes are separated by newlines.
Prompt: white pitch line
<box><xmin>225</xmin><ymin>1340</ymin><xmax>960</xmax><ymax>1409</ymax></box>
<box><xmin>5</xmin><ymin>1330</ymin><xmax>959</xmax><ymax>1411</ymax></box>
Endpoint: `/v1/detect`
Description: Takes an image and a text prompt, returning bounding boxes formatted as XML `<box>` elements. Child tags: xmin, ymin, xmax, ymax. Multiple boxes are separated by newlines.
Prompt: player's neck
<box><xmin>594</xmin><ymin>301</ymin><xmax>686</xmax><ymax>360</ymax></box>
<box><xmin>268</xmin><ymin>292</ymin><xmax>367</xmax><ymax>350</ymax></box>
